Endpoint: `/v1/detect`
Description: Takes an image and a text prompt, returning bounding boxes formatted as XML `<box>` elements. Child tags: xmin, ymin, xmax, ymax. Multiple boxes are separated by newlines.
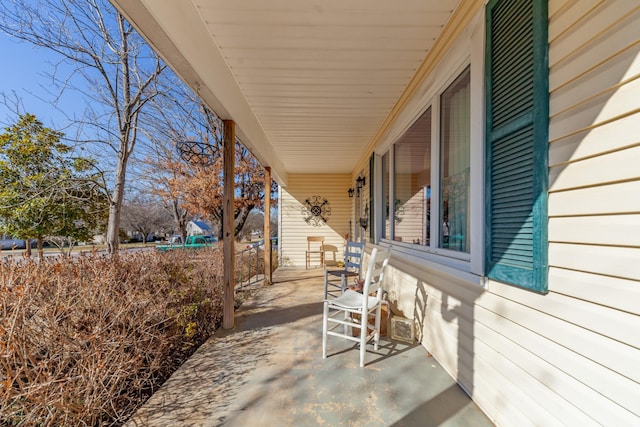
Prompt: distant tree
<box><xmin>155</xmin><ymin>169</ymin><xmax>191</xmax><ymax>243</ymax></box>
<box><xmin>238</xmin><ymin>210</ymin><xmax>265</xmax><ymax>242</ymax></box>
<box><xmin>0</xmin><ymin>0</ymin><xmax>167</xmax><ymax>257</ymax></box>
<box><xmin>148</xmin><ymin>162</ymin><xmax>191</xmax><ymax>243</ymax></box>
<box><xmin>174</xmin><ymin>139</ymin><xmax>277</xmax><ymax>240</ymax></box>
<box><xmin>237</xmin><ymin>211</ymin><xmax>277</xmax><ymax>242</ymax></box>
<box><xmin>45</xmin><ymin>185</ymin><xmax>109</xmax><ymax>257</ymax></box>
<box><xmin>0</xmin><ymin>113</ymin><xmax>107</xmax><ymax>258</ymax></box>
<box><xmin>120</xmin><ymin>194</ymin><xmax>173</xmax><ymax>242</ymax></box>
<box><xmin>142</xmin><ymin>114</ymin><xmax>193</xmax><ymax>243</ymax></box>
<box><xmin>144</xmin><ymin>88</ymin><xmax>277</xmax><ymax>240</ymax></box>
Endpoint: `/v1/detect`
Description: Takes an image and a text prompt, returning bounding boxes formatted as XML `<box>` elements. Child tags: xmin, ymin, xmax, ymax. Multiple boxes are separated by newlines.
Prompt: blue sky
<box><xmin>0</xmin><ymin>33</ymin><xmax>83</xmax><ymax>130</ymax></box>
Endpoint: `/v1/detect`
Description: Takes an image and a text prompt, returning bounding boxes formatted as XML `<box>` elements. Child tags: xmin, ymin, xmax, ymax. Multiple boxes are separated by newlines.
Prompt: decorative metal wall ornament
<box><xmin>302</xmin><ymin>195</ymin><xmax>331</xmax><ymax>226</ymax></box>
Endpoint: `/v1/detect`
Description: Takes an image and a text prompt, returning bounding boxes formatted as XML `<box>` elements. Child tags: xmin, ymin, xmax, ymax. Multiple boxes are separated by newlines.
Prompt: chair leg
<box><xmin>359</xmin><ymin>312</ymin><xmax>367</xmax><ymax>367</ymax></box>
<box><xmin>322</xmin><ymin>301</ymin><xmax>329</xmax><ymax>359</ymax></box>
<box><xmin>324</xmin><ymin>269</ymin><xmax>329</xmax><ymax>299</ymax></box>
<box><xmin>374</xmin><ymin>305</ymin><xmax>382</xmax><ymax>351</ymax></box>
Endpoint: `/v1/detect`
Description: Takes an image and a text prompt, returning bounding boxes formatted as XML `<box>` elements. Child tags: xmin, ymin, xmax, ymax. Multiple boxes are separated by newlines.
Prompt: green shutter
<box><xmin>485</xmin><ymin>0</ymin><xmax>548</xmax><ymax>293</ymax></box>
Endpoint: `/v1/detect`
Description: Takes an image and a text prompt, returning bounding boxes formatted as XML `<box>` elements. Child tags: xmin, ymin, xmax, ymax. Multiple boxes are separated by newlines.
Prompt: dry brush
<box><xmin>0</xmin><ymin>249</ymin><xmax>224</xmax><ymax>426</ymax></box>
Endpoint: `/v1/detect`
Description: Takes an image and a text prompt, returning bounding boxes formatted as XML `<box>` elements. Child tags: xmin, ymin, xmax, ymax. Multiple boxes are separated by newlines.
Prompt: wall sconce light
<box><xmin>348</xmin><ymin>187</ymin><xmax>354</xmax><ymax>198</ymax></box>
<box><xmin>359</xmin><ymin>216</ymin><xmax>368</xmax><ymax>231</ymax></box>
<box><xmin>355</xmin><ymin>175</ymin><xmax>366</xmax><ymax>190</ymax></box>
<box><xmin>359</xmin><ymin>206</ymin><xmax>369</xmax><ymax>231</ymax></box>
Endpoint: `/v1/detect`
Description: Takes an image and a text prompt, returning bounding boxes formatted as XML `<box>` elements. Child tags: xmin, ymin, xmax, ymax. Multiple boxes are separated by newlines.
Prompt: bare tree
<box><xmin>140</xmin><ymin>87</ymin><xmax>195</xmax><ymax>243</ymax></box>
<box><xmin>146</xmin><ymin>153</ymin><xmax>192</xmax><ymax>243</ymax></box>
<box><xmin>120</xmin><ymin>194</ymin><xmax>173</xmax><ymax>242</ymax></box>
<box><xmin>0</xmin><ymin>0</ymin><xmax>166</xmax><ymax>256</ymax></box>
<box><xmin>142</xmin><ymin>84</ymin><xmax>277</xmax><ymax>241</ymax></box>
<box><xmin>238</xmin><ymin>210</ymin><xmax>263</xmax><ymax>242</ymax></box>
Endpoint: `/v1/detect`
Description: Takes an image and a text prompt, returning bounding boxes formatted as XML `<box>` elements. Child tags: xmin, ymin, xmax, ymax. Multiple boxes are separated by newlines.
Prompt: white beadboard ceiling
<box><xmin>111</xmin><ymin>0</ymin><xmax>460</xmax><ymax>185</ymax></box>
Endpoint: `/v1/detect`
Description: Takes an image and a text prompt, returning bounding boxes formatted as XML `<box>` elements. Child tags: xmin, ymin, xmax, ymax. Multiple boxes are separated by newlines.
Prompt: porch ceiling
<box><xmin>110</xmin><ymin>0</ymin><xmax>460</xmax><ymax>185</ymax></box>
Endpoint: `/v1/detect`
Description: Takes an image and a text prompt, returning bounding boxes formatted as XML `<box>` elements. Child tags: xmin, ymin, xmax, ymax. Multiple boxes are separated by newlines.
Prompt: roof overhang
<box><xmin>109</xmin><ymin>0</ymin><xmax>463</xmax><ymax>186</ymax></box>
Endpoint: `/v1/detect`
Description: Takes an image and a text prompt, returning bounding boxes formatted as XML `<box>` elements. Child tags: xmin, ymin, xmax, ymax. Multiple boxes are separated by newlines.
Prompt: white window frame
<box><xmin>374</xmin><ymin>11</ymin><xmax>485</xmax><ymax>279</ymax></box>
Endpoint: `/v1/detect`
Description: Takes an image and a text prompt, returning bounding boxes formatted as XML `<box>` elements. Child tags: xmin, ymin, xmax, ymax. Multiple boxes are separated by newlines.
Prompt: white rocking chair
<box><xmin>322</xmin><ymin>247</ymin><xmax>391</xmax><ymax>367</ymax></box>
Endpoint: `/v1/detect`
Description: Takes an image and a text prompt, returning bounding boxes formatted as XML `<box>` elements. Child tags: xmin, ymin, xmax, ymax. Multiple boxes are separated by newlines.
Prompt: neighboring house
<box><xmin>186</xmin><ymin>220</ymin><xmax>212</xmax><ymax>237</ymax></box>
<box><xmin>111</xmin><ymin>0</ymin><xmax>640</xmax><ymax>425</ymax></box>
<box><xmin>125</xmin><ymin>231</ymin><xmax>156</xmax><ymax>242</ymax></box>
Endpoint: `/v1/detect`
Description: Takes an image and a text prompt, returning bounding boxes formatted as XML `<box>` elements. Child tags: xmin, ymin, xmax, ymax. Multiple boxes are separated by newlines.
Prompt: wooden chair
<box><xmin>322</xmin><ymin>247</ymin><xmax>391</xmax><ymax>367</ymax></box>
<box><xmin>323</xmin><ymin>244</ymin><xmax>339</xmax><ymax>267</ymax></box>
<box><xmin>305</xmin><ymin>236</ymin><xmax>325</xmax><ymax>269</ymax></box>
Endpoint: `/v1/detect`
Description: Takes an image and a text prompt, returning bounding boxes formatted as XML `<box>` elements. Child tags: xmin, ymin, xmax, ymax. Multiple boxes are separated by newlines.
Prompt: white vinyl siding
<box><xmin>381</xmin><ymin>0</ymin><xmax>640</xmax><ymax>426</ymax></box>
<box><xmin>279</xmin><ymin>174</ymin><xmax>352</xmax><ymax>268</ymax></box>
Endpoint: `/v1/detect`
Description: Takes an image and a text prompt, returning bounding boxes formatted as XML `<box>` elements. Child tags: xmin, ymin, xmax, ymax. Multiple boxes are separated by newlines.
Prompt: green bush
<box><xmin>0</xmin><ymin>249</ymin><xmax>224</xmax><ymax>426</ymax></box>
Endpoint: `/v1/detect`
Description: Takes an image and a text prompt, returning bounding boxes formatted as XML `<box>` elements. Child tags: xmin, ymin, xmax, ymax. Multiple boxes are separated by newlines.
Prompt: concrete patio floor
<box><xmin>127</xmin><ymin>268</ymin><xmax>493</xmax><ymax>427</ymax></box>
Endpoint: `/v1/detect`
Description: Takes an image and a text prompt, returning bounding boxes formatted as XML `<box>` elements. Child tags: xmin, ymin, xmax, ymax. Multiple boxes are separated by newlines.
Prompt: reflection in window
<box><xmin>382</xmin><ymin>152</ymin><xmax>390</xmax><ymax>239</ymax></box>
<box><xmin>394</xmin><ymin>108</ymin><xmax>431</xmax><ymax>245</ymax></box>
<box><xmin>440</xmin><ymin>67</ymin><xmax>470</xmax><ymax>252</ymax></box>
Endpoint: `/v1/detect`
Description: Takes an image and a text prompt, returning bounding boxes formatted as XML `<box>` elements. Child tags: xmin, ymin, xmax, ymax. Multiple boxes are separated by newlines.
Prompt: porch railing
<box><xmin>235</xmin><ymin>238</ymin><xmax>277</xmax><ymax>288</ymax></box>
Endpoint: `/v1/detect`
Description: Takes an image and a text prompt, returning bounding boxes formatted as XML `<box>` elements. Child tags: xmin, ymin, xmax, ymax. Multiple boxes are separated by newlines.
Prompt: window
<box><xmin>368</xmin><ymin>153</ymin><xmax>375</xmax><ymax>240</ymax></box>
<box><xmin>485</xmin><ymin>0</ymin><xmax>548</xmax><ymax>292</ymax></box>
<box><xmin>394</xmin><ymin>108</ymin><xmax>431</xmax><ymax>245</ymax></box>
<box><xmin>382</xmin><ymin>151</ymin><xmax>390</xmax><ymax>239</ymax></box>
<box><xmin>386</xmin><ymin>68</ymin><xmax>471</xmax><ymax>254</ymax></box>
<box><xmin>440</xmin><ymin>68</ymin><xmax>471</xmax><ymax>252</ymax></box>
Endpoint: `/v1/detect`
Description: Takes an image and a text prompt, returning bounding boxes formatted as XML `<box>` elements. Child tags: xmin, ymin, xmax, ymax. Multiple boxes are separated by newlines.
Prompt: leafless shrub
<box><xmin>0</xmin><ymin>249</ymin><xmax>224</xmax><ymax>426</ymax></box>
